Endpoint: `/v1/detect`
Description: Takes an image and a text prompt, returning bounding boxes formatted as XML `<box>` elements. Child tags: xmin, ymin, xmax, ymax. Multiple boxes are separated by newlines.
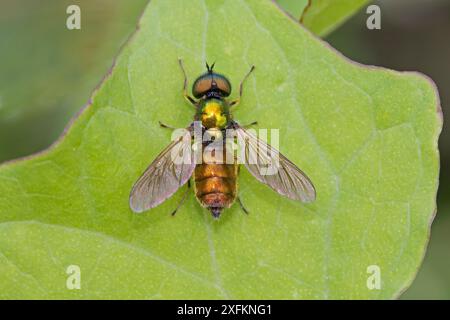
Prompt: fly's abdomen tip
<box><xmin>210</xmin><ymin>207</ymin><xmax>222</xmax><ymax>219</ymax></box>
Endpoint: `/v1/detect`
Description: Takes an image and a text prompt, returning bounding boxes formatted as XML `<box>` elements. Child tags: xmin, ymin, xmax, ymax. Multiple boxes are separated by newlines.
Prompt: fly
<box><xmin>129</xmin><ymin>60</ymin><xmax>316</xmax><ymax>218</ymax></box>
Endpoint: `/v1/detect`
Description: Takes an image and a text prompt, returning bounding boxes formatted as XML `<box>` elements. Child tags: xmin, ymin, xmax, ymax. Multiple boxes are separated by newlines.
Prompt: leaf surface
<box><xmin>277</xmin><ymin>0</ymin><xmax>370</xmax><ymax>36</ymax></box>
<box><xmin>0</xmin><ymin>0</ymin><xmax>442</xmax><ymax>299</ymax></box>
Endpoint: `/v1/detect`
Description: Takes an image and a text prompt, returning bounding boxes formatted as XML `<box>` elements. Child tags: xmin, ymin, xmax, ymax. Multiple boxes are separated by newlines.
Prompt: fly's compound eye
<box><xmin>214</xmin><ymin>76</ymin><xmax>232</xmax><ymax>97</ymax></box>
<box><xmin>192</xmin><ymin>73</ymin><xmax>232</xmax><ymax>98</ymax></box>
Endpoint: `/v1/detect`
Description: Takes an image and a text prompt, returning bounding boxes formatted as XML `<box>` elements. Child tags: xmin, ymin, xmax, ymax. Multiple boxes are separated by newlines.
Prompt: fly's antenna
<box><xmin>205</xmin><ymin>61</ymin><xmax>216</xmax><ymax>73</ymax></box>
<box><xmin>206</xmin><ymin>61</ymin><xmax>217</xmax><ymax>88</ymax></box>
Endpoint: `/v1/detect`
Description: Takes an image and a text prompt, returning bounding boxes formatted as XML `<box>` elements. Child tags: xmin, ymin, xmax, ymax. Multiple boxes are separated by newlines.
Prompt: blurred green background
<box><xmin>0</xmin><ymin>0</ymin><xmax>447</xmax><ymax>299</ymax></box>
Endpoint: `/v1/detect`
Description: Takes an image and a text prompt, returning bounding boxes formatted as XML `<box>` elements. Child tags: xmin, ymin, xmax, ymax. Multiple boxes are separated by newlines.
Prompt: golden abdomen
<box><xmin>194</xmin><ymin>156</ymin><xmax>238</xmax><ymax>212</ymax></box>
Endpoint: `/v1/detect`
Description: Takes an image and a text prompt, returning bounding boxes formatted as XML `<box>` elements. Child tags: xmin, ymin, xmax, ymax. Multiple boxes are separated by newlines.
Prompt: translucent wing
<box><xmin>232</xmin><ymin>121</ymin><xmax>316</xmax><ymax>203</ymax></box>
<box><xmin>129</xmin><ymin>129</ymin><xmax>194</xmax><ymax>213</ymax></box>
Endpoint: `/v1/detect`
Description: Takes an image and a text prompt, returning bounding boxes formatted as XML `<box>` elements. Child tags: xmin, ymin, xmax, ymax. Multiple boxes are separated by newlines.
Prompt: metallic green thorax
<box><xmin>197</xmin><ymin>98</ymin><xmax>231</xmax><ymax>129</ymax></box>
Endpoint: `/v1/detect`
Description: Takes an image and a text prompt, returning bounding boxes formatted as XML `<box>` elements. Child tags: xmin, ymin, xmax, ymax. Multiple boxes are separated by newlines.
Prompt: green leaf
<box><xmin>302</xmin><ymin>0</ymin><xmax>370</xmax><ymax>36</ymax></box>
<box><xmin>0</xmin><ymin>0</ymin><xmax>441</xmax><ymax>299</ymax></box>
<box><xmin>276</xmin><ymin>0</ymin><xmax>309</xmax><ymax>19</ymax></box>
<box><xmin>0</xmin><ymin>0</ymin><xmax>147</xmax><ymax>162</ymax></box>
<box><xmin>277</xmin><ymin>0</ymin><xmax>370</xmax><ymax>37</ymax></box>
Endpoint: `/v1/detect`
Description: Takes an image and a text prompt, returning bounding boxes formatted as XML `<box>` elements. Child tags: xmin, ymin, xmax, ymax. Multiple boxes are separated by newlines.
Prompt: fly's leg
<box><xmin>230</xmin><ymin>65</ymin><xmax>255</xmax><ymax>108</ymax></box>
<box><xmin>171</xmin><ymin>180</ymin><xmax>191</xmax><ymax>216</ymax></box>
<box><xmin>237</xmin><ymin>196</ymin><xmax>249</xmax><ymax>215</ymax></box>
<box><xmin>241</xmin><ymin>121</ymin><xmax>258</xmax><ymax>129</ymax></box>
<box><xmin>158</xmin><ymin>121</ymin><xmax>177</xmax><ymax>130</ymax></box>
<box><xmin>178</xmin><ymin>58</ymin><xmax>197</xmax><ymax>108</ymax></box>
